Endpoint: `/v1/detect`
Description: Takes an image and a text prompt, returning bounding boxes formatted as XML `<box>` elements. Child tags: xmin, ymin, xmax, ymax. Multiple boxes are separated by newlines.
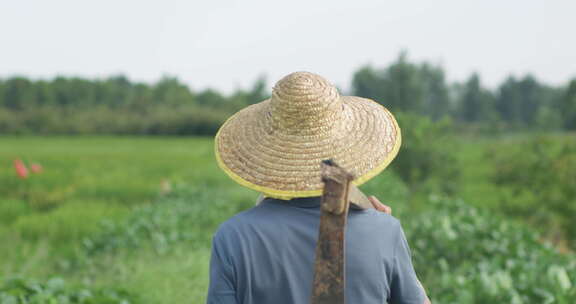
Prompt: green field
<box><xmin>1</xmin><ymin>136</ymin><xmax>252</xmax><ymax>302</ymax></box>
<box><xmin>1</xmin><ymin>136</ymin><xmax>575</xmax><ymax>303</ymax></box>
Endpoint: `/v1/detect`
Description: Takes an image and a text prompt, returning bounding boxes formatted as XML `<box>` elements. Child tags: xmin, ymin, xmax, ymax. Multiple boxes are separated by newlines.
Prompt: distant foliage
<box><xmin>0</xmin><ymin>105</ymin><xmax>228</xmax><ymax>135</ymax></box>
<box><xmin>496</xmin><ymin>76</ymin><xmax>562</xmax><ymax>130</ymax></box>
<box><xmin>489</xmin><ymin>136</ymin><xmax>576</xmax><ymax>246</ymax></box>
<box><xmin>456</xmin><ymin>73</ymin><xmax>497</xmax><ymax>124</ymax></box>
<box><xmin>391</xmin><ymin>112</ymin><xmax>460</xmax><ymax>195</ymax></box>
<box><xmin>1</xmin><ymin>52</ymin><xmax>575</xmax><ymax>135</ymax></box>
<box><xmin>559</xmin><ymin>80</ymin><xmax>576</xmax><ymax>130</ymax></box>
<box><xmin>0</xmin><ymin>277</ymin><xmax>136</xmax><ymax>303</ymax></box>
<box><xmin>0</xmin><ymin>75</ymin><xmax>267</xmax><ymax>135</ymax></box>
<box><xmin>405</xmin><ymin>196</ymin><xmax>576</xmax><ymax>303</ymax></box>
<box><xmin>351</xmin><ymin>52</ymin><xmax>572</xmax><ymax>132</ymax></box>
<box><xmin>352</xmin><ymin>52</ymin><xmax>449</xmax><ymax>117</ymax></box>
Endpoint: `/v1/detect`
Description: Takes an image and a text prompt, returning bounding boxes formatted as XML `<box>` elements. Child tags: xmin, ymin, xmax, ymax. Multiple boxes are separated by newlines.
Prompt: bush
<box><xmin>0</xmin><ymin>277</ymin><xmax>136</xmax><ymax>303</ymax></box>
<box><xmin>392</xmin><ymin>112</ymin><xmax>460</xmax><ymax>196</ymax></box>
<box><xmin>81</xmin><ymin>184</ymin><xmax>254</xmax><ymax>256</ymax></box>
<box><xmin>403</xmin><ymin>196</ymin><xmax>576</xmax><ymax>303</ymax></box>
<box><xmin>488</xmin><ymin>135</ymin><xmax>576</xmax><ymax>247</ymax></box>
<box><xmin>0</xmin><ymin>105</ymin><xmax>229</xmax><ymax>136</ymax></box>
<box><xmin>81</xmin><ymin>182</ymin><xmax>576</xmax><ymax>303</ymax></box>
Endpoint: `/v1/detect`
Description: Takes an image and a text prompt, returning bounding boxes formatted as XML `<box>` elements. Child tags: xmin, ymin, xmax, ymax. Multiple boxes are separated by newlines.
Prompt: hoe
<box><xmin>311</xmin><ymin>159</ymin><xmax>374</xmax><ymax>304</ymax></box>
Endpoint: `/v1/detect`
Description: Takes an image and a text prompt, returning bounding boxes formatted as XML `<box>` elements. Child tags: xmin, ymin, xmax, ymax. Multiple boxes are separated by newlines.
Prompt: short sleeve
<box><xmin>206</xmin><ymin>233</ymin><xmax>237</xmax><ymax>304</ymax></box>
<box><xmin>389</xmin><ymin>224</ymin><xmax>426</xmax><ymax>304</ymax></box>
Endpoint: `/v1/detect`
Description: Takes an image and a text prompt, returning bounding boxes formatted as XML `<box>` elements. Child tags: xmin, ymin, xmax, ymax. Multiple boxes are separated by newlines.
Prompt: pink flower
<box><xmin>30</xmin><ymin>163</ymin><xmax>43</xmax><ymax>174</ymax></box>
<box><xmin>14</xmin><ymin>159</ymin><xmax>29</xmax><ymax>179</ymax></box>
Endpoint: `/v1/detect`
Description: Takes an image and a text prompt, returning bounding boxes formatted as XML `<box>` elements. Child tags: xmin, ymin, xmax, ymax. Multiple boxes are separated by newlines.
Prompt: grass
<box><xmin>0</xmin><ymin>135</ymin><xmax>410</xmax><ymax>302</ymax></box>
<box><xmin>0</xmin><ymin>136</ymin><xmax>227</xmax><ymax>277</ymax></box>
<box><xmin>454</xmin><ymin>136</ymin><xmax>503</xmax><ymax>210</ymax></box>
<box><xmin>1</xmin><ymin>136</ymin><xmax>218</xmax><ymax>206</ymax></box>
<box><xmin>1</xmin><ymin>135</ymin><xmax>574</xmax><ymax>303</ymax></box>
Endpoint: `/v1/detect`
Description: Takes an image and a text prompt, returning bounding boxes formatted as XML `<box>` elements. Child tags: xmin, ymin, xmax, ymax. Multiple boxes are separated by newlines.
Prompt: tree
<box><xmin>152</xmin><ymin>76</ymin><xmax>194</xmax><ymax>106</ymax></box>
<box><xmin>2</xmin><ymin>77</ymin><xmax>35</xmax><ymax>110</ymax></box>
<box><xmin>457</xmin><ymin>74</ymin><xmax>496</xmax><ymax>123</ymax></box>
<box><xmin>351</xmin><ymin>65</ymin><xmax>386</xmax><ymax>103</ymax></box>
<box><xmin>383</xmin><ymin>52</ymin><xmax>425</xmax><ymax>113</ymax></box>
<box><xmin>246</xmin><ymin>75</ymin><xmax>268</xmax><ymax>104</ymax></box>
<box><xmin>352</xmin><ymin>53</ymin><xmax>426</xmax><ymax>113</ymax></box>
<box><xmin>196</xmin><ymin>89</ymin><xmax>228</xmax><ymax>109</ymax></box>
<box><xmin>419</xmin><ymin>63</ymin><xmax>451</xmax><ymax>120</ymax></box>
<box><xmin>559</xmin><ymin>79</ymin><xmax>576</xmax><ymax>130</ymax></box>
<box><xmin>495</xmin><ymin>75</ymin><xmax>559</xmax><ymax>128</ymax></box>
<box><xmin>496</xmin><ymin>76</ymin><xmax>521</xmax><ymax>125</ymax></box>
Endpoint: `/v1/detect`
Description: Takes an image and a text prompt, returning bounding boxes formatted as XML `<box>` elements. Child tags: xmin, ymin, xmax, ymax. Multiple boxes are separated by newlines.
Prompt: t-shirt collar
<box><xmin>262</xmin><ymin>196</ymin><xmax>321</xmax><ymax>208</ymax></box>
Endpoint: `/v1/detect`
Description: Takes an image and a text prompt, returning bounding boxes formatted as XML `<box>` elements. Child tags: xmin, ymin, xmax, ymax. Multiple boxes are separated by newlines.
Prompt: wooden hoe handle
<box><xmin>311</xmin><ymin>160</ymin><xmax>354</xmax><ymax>304</ymax></box>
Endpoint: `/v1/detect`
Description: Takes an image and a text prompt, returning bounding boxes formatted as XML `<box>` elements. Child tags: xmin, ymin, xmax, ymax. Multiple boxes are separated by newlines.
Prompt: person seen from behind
<box><xmin>208</xmin><ymin>72</ymin><xmax>431</xmax><ymax>304</ymax></box>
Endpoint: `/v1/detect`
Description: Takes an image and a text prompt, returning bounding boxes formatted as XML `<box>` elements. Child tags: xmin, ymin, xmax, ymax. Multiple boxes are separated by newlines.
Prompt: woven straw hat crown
<box><xmin>215</xmin><ymin>71</ymin><xmax>401</xmax><ymax>200</ymax></box>
<box><xmin>269</xmin><ymin>72</ymin><xmax>341</xmax><ymax>136</ymax></box>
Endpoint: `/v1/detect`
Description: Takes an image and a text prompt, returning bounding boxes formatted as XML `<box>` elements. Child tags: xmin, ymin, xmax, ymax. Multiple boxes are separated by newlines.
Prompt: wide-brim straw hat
<box><xmin>215</xmin><ymin>71</ymin><xmax>401</xmax><ymax>200</ymax></box>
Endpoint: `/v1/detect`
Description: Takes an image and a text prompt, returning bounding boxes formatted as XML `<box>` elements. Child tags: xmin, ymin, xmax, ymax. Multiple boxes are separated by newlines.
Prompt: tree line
<box><xmin>0</xmin><ymin>75</ymin><xmax>266</xmax><ymax>135</ymax></box>
<box><xmin>352</xmin><ymin>53</ymin><xmax>575</xmax><ymax>132</ymax></box>
<box><xmin>1</xmin><ymin>54</ymin><xmax>575</xmax><ymax>135</ymax></box>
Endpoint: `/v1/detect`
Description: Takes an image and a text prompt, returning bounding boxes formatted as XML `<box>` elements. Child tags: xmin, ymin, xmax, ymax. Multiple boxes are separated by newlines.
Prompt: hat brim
<box><xmin>214</xmin><ymin>96</ymin><xmax>401</xmax><ymax>200</ymax></box>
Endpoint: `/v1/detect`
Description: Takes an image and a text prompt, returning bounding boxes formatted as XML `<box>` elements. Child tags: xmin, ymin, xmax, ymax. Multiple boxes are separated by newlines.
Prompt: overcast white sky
<box><xmin>1</xmin><ymin>0</ymin><xmax>575</xmax><ymax>93</ymax></box>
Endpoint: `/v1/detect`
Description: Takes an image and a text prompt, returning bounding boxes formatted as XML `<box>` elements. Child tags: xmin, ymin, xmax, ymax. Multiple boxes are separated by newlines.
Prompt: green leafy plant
<box><xmin>403</xmin><ymin>195</ymin><xmax>576</xmax><ymax>303</ymax></box>
<box><xmin>0</xmin><ymin>277</ymin><xmax>136</xmax><ymax>304</ymax></box>
<box><xmin>82</xmin><ymin>184</ymin><xmax>254</xmax><ymax>257</ymax></box>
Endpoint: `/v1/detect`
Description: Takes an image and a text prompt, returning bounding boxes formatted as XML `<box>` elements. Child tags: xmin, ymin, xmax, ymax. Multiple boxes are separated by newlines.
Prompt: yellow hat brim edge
<box><xmin>214</xmin><ymin>101</ymin><xmax>402</xmax><ymax>200</ymax></box>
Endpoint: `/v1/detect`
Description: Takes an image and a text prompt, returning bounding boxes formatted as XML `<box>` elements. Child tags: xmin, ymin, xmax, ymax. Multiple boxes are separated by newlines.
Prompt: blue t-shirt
<box><xmin>207</xmin><ymin>196</ymin><xmax>425</xmax><ymax>304</ymax></box>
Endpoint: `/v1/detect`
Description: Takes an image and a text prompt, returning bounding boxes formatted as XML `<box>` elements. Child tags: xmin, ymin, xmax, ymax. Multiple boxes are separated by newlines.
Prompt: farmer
<box><xmin>208</xmin><ymin>72</ymin><xmax>430</xmax><ymax>304</ymax></box>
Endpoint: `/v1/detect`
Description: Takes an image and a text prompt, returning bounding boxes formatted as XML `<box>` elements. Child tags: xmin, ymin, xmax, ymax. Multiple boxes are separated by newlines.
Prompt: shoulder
<box><xmin>347</xmin><ymin>209</ymin><xmax>406</xmax><ymax>250</ymax></box>
<box><xmin>212</xmin><ymin>205</ymin><xmax>266</xmax><ymax>241</ymax></box>
<box><xmin>353</xmin><ymin>208</ymin><xmax>402</xmax><ymax>230</ymax></box>
<box><xmin>214</xmin><ymin>208</ymin><xmax>250</xmax><ymax>234</ymax></box>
